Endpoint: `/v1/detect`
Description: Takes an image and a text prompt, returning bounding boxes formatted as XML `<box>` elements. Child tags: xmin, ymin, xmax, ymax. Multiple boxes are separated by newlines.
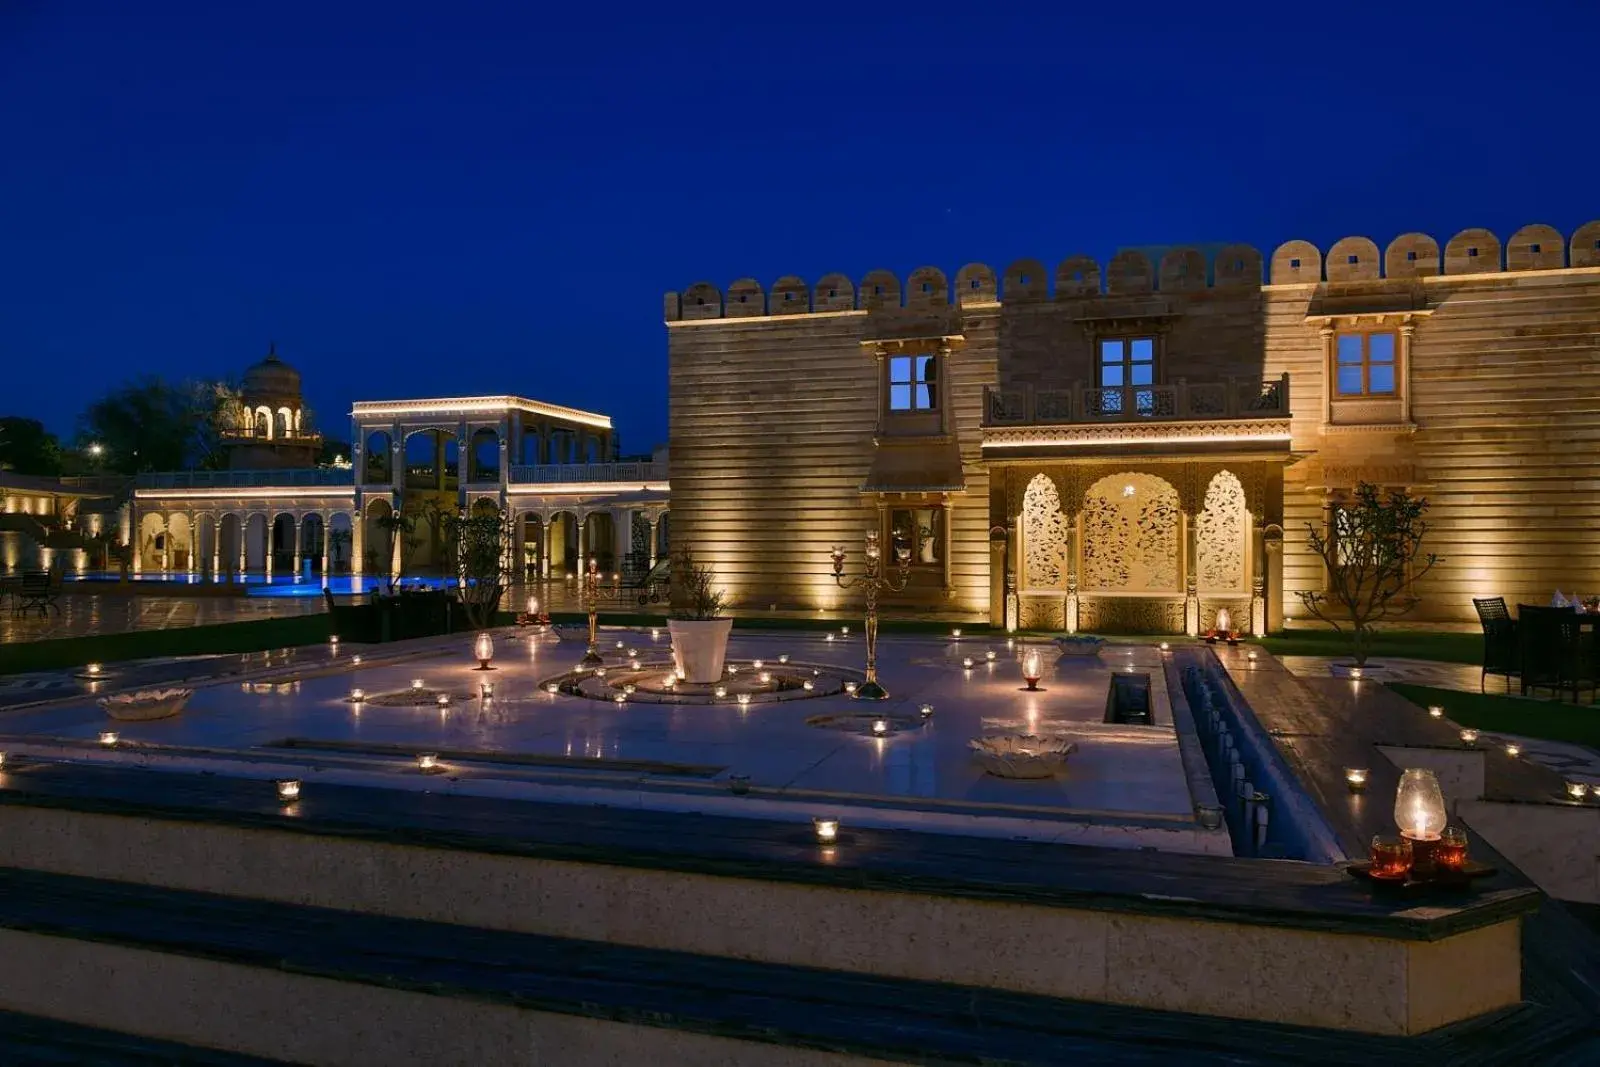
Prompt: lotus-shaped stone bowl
<box><xmin>968</xmin><ymin>734</ymin><xmax>1077</xmax><ymax>779</ymax></box>
<box><xmin>1053</xmin><ymin>635</ymin><xmax>1105</xmax><ymax>660</ymax></box>
<box><xmin>98</xmin><ymin>687</ymin><xmax>193</xmax><ymax>722</ymax></box>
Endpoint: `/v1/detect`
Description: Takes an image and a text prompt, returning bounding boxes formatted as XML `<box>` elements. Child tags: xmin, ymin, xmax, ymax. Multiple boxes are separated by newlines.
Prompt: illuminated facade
<box><xmin>667</xmin><ymin>220</ymin><xmax>1600</xmax><ymax>629</ymax></box>
<box><xmin>131</xmin><ymin>393</ymin><xmax>668</xmax><ymax>581</ymax></box>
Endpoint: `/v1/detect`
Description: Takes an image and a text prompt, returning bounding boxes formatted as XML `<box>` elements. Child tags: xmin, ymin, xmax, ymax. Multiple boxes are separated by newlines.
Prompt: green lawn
<box><xmin>0</xmin><ymin>614</ymin><xmax>340</xmax><ymax>677</ymax></box>
<box><xmin>1257</xmin><ymin>628</ymin><xmax>1481</xmax><ymax>665</ymax></box>
<box><xmin>1389</xmin><ymin>682</ymin><xmax>1600</xmax><ymax>750</ymax></box>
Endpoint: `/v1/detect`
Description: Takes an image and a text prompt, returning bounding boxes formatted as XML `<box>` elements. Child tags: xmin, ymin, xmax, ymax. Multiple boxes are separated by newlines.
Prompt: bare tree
<box><xmin>1298</xmin><ymin>482</ymin><xmax>1440</xmax><ymax>666</ymax></box>
<box><xmin>441</xmin><ymin>505</ymin><xmax>511</xmax><ymax>629</ymax></box>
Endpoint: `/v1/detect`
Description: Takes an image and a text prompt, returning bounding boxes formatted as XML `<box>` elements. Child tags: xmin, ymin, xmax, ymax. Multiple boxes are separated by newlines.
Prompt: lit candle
<box><xmin>276</xmin><ymin>778</ymin><xmax>301</xmax><ymax>802</ymax></box>
<box><xmin>329</xmin><ymin>635</ymin><xmax>340</xmax><ymax>647</ymax></box>
<box><xmin>627</xmin><ymin>648</ymin><xmax>639</xmax><ymax>658</ymax></box>
<box><xmin>86</xmin><ymin>662</ymin><xmax>102</xmax><ymax>676</ymax></box>
<box><xmin>650</xmin><ymin>628</ymin><xmax>661</xmax><ymax>639</ymax></box>
<box><xmin>826</xmin><ymin>633</ymin><xmax>835</xmax><ymax>643</ymax></box>
<box><xmin>437</xmin><ymin>693</ymin><xmax>450</xmax><ymax>707</ymax></box>
<box><xmin>663</xmin><ymin>675</ymin><xmax>676</xmax><ymax>688</ymax></box>
<box><xmin>1349</xmin><ymin>667</ymin><xmax>1363</xmax><ymax>680</ymax></box>
<box><xmin>1159</xmin><ymin>642</ymin><xmax>1170</xmax><ymax>653</ymax></box>
<box><xmin>802</xmin><ymin>680</ymin><xmax>814</xmax><ymax>691</ymax></box>
<box><xmin>778</xmin><ymin>654</ymin><xmax>789</xmax><ymax>664</ymax></box>
<box><xmin>0</xmin><ymin>751</ymin><xmax>6</xmax><ymax>769</ymax></box>
<box><xmin>1567</xmin><ymin>781</ymin><xmax>1590</xmax><ymax>801</ymax></box>
<box><xmin>727</xmin><ymin>664</ymin><xmax>739</xmax><ymax>675</ymax></box>
<box><xmin>1394</xmin><ymin>768</ymin><xmax>1447</xmax><ymax>841</ymax></box>
<box><xmin>1504</xmin><ymin>742</ymin><xmax>1522</xmax><ymax>758</ymax></box>
<box><xmin>527</xmin><ymin>595</ymin><xmax>539</xmax><ymax>616</ymax></box>
<box><xmin>352</xmin><ymin>655</ymin><xmax>363</xmax><ymax>666</ymax></box>
<box><xmin>919</xmin><ymin>703</ymin><xmax>934</xmax><ymax>718</ymax></box>
<box><xmin>951</xmin><ymin>628</ymin><xmax>962</xmax><ymax>639</ymax></box>
<box><xmin>737</xmin><ymin>693</ymin><xmax>751</xmax><ymax>707</ymax></box>
<box><xmin>629</xmin><ymin>659</ymin><xmax>640</xmax><ymax>670</ymax></box>
<box><xmin>758</xmin><ymin>671</ymin><xmax>771</xmax><ymax>684</ymax></box>
<box><xmin>813</xmin><ymin>817</ymin><xmax>839</xmax><ymax>843</ymax></box>
<box><xmin>616</xmin><ymin>640</ymin><xmax>625</xmax><ymax>649</ymax></box>
<box><xmin>594</xmin><ymin>667</ymin><xmax>607</xmax><ymax>677</ymax></box>
<box><xmin>1437</xmin><ymin>826</ymin><xmax>1469</xmax><ymax>871</ymax></box>
<box><xmin>98</xmin><ymin>730</ymin><xmax>118</xmax><ymax>746</ymax></box>
<box><xmin>962</xmin><ymin>656</ymin><xmax>974</xmax><ymax>669</ymax></box>
<box><xmin>985</xmin><ymin>650</ymin><xmax>996</xmax><ymax>661</ymax></box>
<box><xmin>1428</xmin><ymin>705</ymin><xmax>1443</xmax><ymax>719</ymax></box>
<box><xmin>844</xmin><ymin>681</ymin><xmax>858</xmax><ymax>695</ymax></box>
<box><xmin>545</xmin><ymin>681</ymin><xmax>560</xmax><ymax>694</ymax></box>
<box><xmin>752</xmin><ymin>659</ymin><xmax>764</xmax><ymax>670</ymax></box>
<box><xmin>623</xmin><ymin>683</ymin><xmax>636</xmax><ymax>695</ymax></box>
<box><xmin>418</xmin><ymin>753</ymin><xmax>438</xmax><ymax>771</ymax></box>
<box><xmin>841</xmin><ymin>626</ymin><xmax>850</xmax><ymax>636</ymax></box>
<box><xmin>714</xmin><ymin>685</ymin><xmax>727</xmax><ymax>699</ymax></box>
<box><xmin>1246</xmin><ymin>649</ymin><xmax>1258</xmax><ymax>662</ymax></box>
<box><xmin>1345</xmin><ymin>767</ymin><xmax>1369</xmax><ymax>792</ymax></box>
<box><xmin>350</xmin><ymin>688</ymin><xmax>365</xmax><ymax>703</ymax></box>
<box><xmin>474</xmin><ymin>632</ymin><xmax>495</xmax><ymax>669</ymax></box>
<box><xmin>614</xmin><ymin>692</ymin><xmax>627</xmax><ymax>705</ymax></box>
<box><xmin>480</xmin><ymin>683</ymin><xmax>494</xmax><ymax>700</ymax></box>
<box><xmin>872</xmin><ymin>718</ymin><xmax>888</xmax><ymax>736</ymax></box>
<box><xmin>411</xmin><ymin>679</ymin><xmax>424</xmax><ymax>690</ymax></box>
<box><xmin>1460</xmin><ymin>728</ymin><xmax>1478</xmax><ymax>746</ymax></box>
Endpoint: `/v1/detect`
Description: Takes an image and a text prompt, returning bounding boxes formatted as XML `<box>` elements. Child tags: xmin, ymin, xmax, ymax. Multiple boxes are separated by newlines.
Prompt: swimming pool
<box><xmin>64</xmin><ymin>573</ymin><xmax>460</xmax><ymax>598</ymax></box>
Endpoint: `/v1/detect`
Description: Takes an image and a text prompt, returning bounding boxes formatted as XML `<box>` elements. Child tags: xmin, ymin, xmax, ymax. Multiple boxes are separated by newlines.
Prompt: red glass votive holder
<box><xmin>1369</xmin><ymin>835</ymin><xmax>1413</xmax><ymax>880</ymax></box>
<box><xmin>1436</xmin><ymin>827</ymin><xmax>1469</xmax><ymax>872</ymax></box>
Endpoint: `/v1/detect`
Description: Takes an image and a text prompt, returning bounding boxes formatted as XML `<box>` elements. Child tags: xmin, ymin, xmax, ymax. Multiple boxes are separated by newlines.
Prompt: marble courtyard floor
<box><xmin>0</xmin><ymin>629</ymin><xmax>1228</xmax><ymax>855</ymax></box>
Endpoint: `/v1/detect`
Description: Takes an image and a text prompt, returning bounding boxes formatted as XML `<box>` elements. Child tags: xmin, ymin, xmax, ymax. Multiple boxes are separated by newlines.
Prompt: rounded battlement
<box><xmin>1506</xmin><ymin>224</ymin><xmax>1565</xmax><ymax>271</ymax></box>
<box><xmin>1055</xmin><ymin>256</ymin><xmax>1101</xmax><ymax>297</ymax></box>
<box><xmin>725</xmin><ymin>278</ymin><xmax>765</xmax><ymax>317</ymax></box>
<box><xmin>681</xmin><ymin>281</ymin><xmax>722</xmax><ymax>319</ymax></box>
<box><xmin>1106</xmin><ymin>250</ymin><xmax>1153</xmax><ymax>295</ymax></box>
<box><xmin>1270</xmin><ymin>241</ymin><xmax>1322</xmax><ymax>284</ymax></box>
<box><xmin>1573</xmin><ymin>221</ymin><xmax>1600</xmax><ymax>268</ymax></box>
<box><xmin>905</xmin><ymin>266</ymin><xmax>949</xmax><ymax>310</ymax></box>
<box><xmin>1213</xmin><ymin>245</ymin><xmax>1262</xmax><ymax>287</ymax></box>
<box><xmin>860</xmin><ymin>269</ymin><xmax>901</xmax><ymax>311</ymax></box>
<box><xmin>955</xmin><ymin>263</ymin><xmax>997</xmax><ymax>304</ymax></box>
<box><xmin>1158</xmin><ymin>248</ymin><xmax>1206</xmax><ymax>292</ymax></box>
<box><xmin>1004</xmin><ymin>259</ymin><xmax>1048</xmax><ymax>301</ymax></box>
<box><xmin>770</xmin><ymin>275</ymin><xmax>809</xmax><ymax>315</ymax></box>
<box><xmin>813</xmin><ymin>273</ymin><xmax>855</xmax><ymax>312</ymax></box>
<box><xmin>1443</xmin><ymin>228</ymin><xmax>1501</xmax><ymax>274</ymax></box>
<box><xmin>1325</xmin><ymin>237</ymin><xmax>1381</xmax><ymax>283</ymax></box>
<box><xmin>1384</xmin><ymin>233</ymin><xmax>1440</xmax><ymax>279</ymax></box>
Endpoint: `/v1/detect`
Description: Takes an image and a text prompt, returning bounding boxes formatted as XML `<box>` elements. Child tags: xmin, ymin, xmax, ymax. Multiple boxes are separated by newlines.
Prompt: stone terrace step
<box><xmin>0</xmin><ymin>1007</ymin><xmax>290</xmax><ymax>1065</ymax></box>
<box><xmin>0</xmin><ymin>867</ymin><xmax>1589</xmax><ymax>1067</ymax></box>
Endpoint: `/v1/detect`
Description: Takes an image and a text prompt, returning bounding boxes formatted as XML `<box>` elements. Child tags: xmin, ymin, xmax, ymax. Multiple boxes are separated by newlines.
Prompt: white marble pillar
<box><xmin>351</xmin><ymin>511</ymin><xmax>364</xmax><ymax>578</ymax></box>
<box><xmin>320</xmin><ymin>512</ymin><xmax>331</xmax><ymax>577</ymax></box>
<box><xmin>576</xmin><ymin>515</ymin><xmax>587</xmax><ymax>571</ymax></box>
<box><xmin>292</xmin><ymin>516</ymin><xmax>303</xmax><ymax>576</ymax></box>
<box><xmin>541</xmin><ymin>520</ymin><xmax>551</xmax><ymax>579</ymax></box>
<box><xmin>647</xmin><ymin>515</ymin><xmax>659</xmax><ymax>568</ymax></box>
<box><xmin>160</xmin><ymin>519</ymin><xmax>170</xmax><ymax>572</ymax></box>
<box><xmin>1183</xmin><ymin>512</ymin><xmax>1201</xmax><ymax>637</ymax></box>
<box><xmin>211</xmin><ymin>516</ymin><xmax>222</xmax><ymax>578</ymax></box>
<box><xmin>237</xmin><ymin>521</ymin><xmax>248</xmax><ymax>576</ymax></box>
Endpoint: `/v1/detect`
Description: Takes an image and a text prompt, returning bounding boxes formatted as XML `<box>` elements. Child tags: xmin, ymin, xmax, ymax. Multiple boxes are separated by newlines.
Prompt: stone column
<box><xmin>320</xmin><ymin>511</ymin><xmax>331</xmax><ymax>578</ymax></box>
<box><xmin>160</xmin><ymin>519</ymin><xmax>170</xmax><ymax>572</ymax></box>
<box><xmin>351</xmin><ymin>511</ymin><xmax>364</xmax><ymax>578</ymax></box>
<box><xmin>541</xmin><ymin>519</ymin><xmax>552</xmax><ymax>579</ymax></box>
<box><xmin>264</xmin><ymin>517</ymin><xmax>274</xmax><ymax>582</ymax></box>
<box><xmin>237</xmin><ymin>520</ymin><xmax>248</xmax><ymax>576</ymax></box>
<box><xmin>1064</xmin><ymin>508</ymin><xmax>1080</xmax><ymax>635</ymax></box>
<box><xmin>391</xmin><ymin>432</ymin><xmax>403</xmax><ymax>493</ymax></box>
<box><xmin>1183</xmin><ymin>511</ymin><xmax>1201</xmax><ymax>637</ymax></box>
<box><xmin>211</xmin><ymin>516</ymin><xmax>222</xmax><ymax>578</ymax></box>
<box><xmin>646</xmin><ymin>514</ymin><xmax>659</xmax><ymax>568</ymax></box>
<box><xmin>1398</xmin><ymin>320</ymin><xmax>1416</xmax><ymax>425</ymax></box>
<box><xmin>456</xmin><ymin>422</ymin><xmax>469</xmax><ymax>495</ymax></box>
<box><xmin>499</xmin><ymin>419</ymin><xmax>511</xmax><ymax>484</ymax></box>
<box><xmin>292</xmin><ymin>515</ymin><xmax>303</xmax><ymax>576</ymax></box>
<box><xmin>1319</xmin><ymin>324</ymin><xmax>1336</xmax><ymax>427</ymax></box>
<box><xmin>1005</xmin><ymin>516</ymin><xmax>1020</xmax><ymax>632</ymax></box>
<box><xmin>576</xmin><ymin>514</ymin><xmax>587</xmax><ymax>569</ymax></box>
<box><xmin>1251</xmin><ymin>518</ymin><xmax>1267</xmax><ymax>637</ymax></box>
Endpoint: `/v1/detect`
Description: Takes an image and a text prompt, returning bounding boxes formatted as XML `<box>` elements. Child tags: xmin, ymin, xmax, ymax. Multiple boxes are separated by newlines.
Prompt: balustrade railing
<box><xmin>135</xmin><ymin>468</ymin><xmax>354</xmax><ymax>489</ymax></box>
<box><xmin>508</xmin><ymin>461</ymin><xmax>667</xmax><ymax>485</ymax></box>
<box><xmin>982</xmin><ymin>374</ymin><xmax>1289</xmax><ymax>427</ymax></box>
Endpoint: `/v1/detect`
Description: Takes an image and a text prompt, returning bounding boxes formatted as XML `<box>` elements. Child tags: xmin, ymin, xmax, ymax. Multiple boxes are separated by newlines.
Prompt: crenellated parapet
<box><xmin>663</xmin><ymin>220</ymin><xmax>1600</xmax><ymax>321</ymax></box>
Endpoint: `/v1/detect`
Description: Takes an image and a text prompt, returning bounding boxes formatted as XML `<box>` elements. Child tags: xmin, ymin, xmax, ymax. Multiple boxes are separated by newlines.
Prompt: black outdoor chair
<box><xmin>16</xmin><ymin>571</ymin><xmax>60</xmax><ymax>616</ymax></box>
<box><xmin>1473</xmin><ymin>596</ymin><xmax>1519</xmax><ymax>692</ymax></box>
<box><xmin>1517</xmin><ymin>605</ymin><xmax>1598</xmax><ymax>704</ymax></box>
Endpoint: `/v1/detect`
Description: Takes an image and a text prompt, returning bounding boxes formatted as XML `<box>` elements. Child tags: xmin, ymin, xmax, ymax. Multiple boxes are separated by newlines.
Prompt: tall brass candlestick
<box><xmin>580</xmin><ymin>556</ymin><xmax>604</xmax><ymax>667</ymax></box>
<box><xmin>830</xmin><ymin>530</ymin><xmax>911</xmax><ymax>701</ymax></box>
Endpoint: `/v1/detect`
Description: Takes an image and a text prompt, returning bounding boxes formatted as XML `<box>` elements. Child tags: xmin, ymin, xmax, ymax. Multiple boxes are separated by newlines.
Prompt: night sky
<box><xmin>3</xmin><ymin>1</ymin><xmax>1595</xmax><ymax>455</ymax></box>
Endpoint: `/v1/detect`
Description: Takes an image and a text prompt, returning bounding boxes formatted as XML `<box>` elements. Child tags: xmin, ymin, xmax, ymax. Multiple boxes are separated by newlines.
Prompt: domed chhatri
<box><xmin>242</xmin><ymin>343</ymin><xmax>304</xmax><ymax>401</ymax></box>
<box><xmin>224</xmin><ymin>343</ymin><xmax>321</xmax><ymax>470</ymax></box>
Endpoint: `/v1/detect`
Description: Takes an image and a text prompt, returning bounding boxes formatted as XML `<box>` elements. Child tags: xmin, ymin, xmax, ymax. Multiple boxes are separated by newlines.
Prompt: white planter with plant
<box><xmin>1296</xmin><ymin>482</ymin><xmax>1439</xmax><ymax>677</ymax></box>
<box><xmin>667</xmin><ymin>547</ymin><xmax>732</xmax><ymax>685</ymax></box>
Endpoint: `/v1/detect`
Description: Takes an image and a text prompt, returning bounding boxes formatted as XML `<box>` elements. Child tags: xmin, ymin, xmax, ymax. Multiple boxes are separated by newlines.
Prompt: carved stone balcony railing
<box><xmin>135</xmin><ymin>469</ymin><xmax>355</xmax><ymax>490</ymax></box>
<box><xmin>982</xmin><ymin>374</ymin><xmax>1290</xmax><ymax>427</ymax></box>
<box><xmin>508</xmin><ymin>461</ymin><xmax>667</xmax><ymax>485</ymax></box>
<box><xmin>220</xmin><ymin>428</ymin><xmax>324</xmax><ymax>443</ymax></box>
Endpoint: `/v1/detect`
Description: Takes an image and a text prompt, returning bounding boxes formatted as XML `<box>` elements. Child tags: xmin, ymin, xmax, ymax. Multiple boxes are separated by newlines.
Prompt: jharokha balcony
<box><xmin>980</xmin><ymin>374</ymin><xmax>1293</xmax><ymax>460</ymax></box>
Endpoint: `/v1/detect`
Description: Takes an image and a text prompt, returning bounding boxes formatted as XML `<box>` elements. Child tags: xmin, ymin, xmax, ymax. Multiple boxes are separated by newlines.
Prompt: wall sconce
<box><xmin>1345</xmin><ymin>767</ymin><xmax>1368</xmax><ymax>793</ymax></box>
<box><xmin>98</xmin><ymin>730</ymin><xmax>118</xmax><ymax>746</ymax></box>
<box><xmin>473</xmin><ymin>632</ymin><xmax>495</xmax><ymax>670</ymax></box>
<box><xmin>276</xmin><ymin>778</ymin><xmax>301</xmax><ymax>802</ymax></box>
<box><xmin>1022</xmin><ymin>650</ymin><xmax>1042</xmax><ymax>690</ymax></box>
<box><xmin>417</xmin><ymin>753</ymin><xmax>439</xmax><ymax>771</ymax></box>
<box><xmin>813</xmin><ymin>817</ymin><xmax>839</xmax><ymax>843</ymax></box>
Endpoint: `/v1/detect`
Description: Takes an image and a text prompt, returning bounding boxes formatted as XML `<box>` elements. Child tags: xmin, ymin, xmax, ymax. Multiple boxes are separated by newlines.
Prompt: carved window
<box><xmin>1334</xmin><ymin>331</ymin><xmax>1397</xmax><ymax>396</ymax></box>
<box><xmin>1080</xmin><ymin>473</ymin><xmax>1180</xmax><ymax>593</ymax></box>
<box><xmin>888</xmin><ymin>354</ymin><xmax>937</xmax><ymax>411</ymax></box>
<box><xmin>1197</xmin><ymin>471</ymin><xmax>1247</xmax><ymax>594</ymax></box>
<box><xmin>1022</xmin><ymin>474</ymin><xmax>1069</xmax><ymax>591</ymax></box>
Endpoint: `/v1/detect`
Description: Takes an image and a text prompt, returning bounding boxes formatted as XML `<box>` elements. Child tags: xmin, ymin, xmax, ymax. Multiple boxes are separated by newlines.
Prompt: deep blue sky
<box><xmin>3</xmin><ymin>1</ymin><xmax>1595</xmax><ymax>455</ymax></box>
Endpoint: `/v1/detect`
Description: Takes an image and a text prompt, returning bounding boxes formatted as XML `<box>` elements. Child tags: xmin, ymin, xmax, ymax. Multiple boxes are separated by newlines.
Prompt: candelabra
<box><xmin>579</xmin><ymin>556</ymin><xmax>604</xmax><ymax>667</ymax></box>
<box><xmin>830</xmin><ymin>530</ymin><xmax>911</xmax><ymax>701</ymax></box>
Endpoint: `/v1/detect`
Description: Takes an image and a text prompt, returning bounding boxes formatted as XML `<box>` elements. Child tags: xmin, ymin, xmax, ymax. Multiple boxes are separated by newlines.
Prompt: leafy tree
<box><xmin>1297</xmin><ymin>482</ymin><xmax>1441</xmax><ymax>666</ymax></box>
<box><xmin>0</xmin><ymin>417</ymin><xmax>64</xmax><ymax>475</ymax></box>
<box><xmin>440</xmin><ymin>505</ymin><xmax>510</xmax><ymax>628</ymax></box>
<box><xmin>77</xmin><ymin>377</ymin><xmax>237</xmax><ymax>473</ymax></box>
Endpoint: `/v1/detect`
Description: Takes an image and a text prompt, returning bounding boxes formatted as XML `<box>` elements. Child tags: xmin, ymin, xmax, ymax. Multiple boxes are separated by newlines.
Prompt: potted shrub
<box><xmin>667</xmin><ymin>545</ymin><xmax>731</xmax><ymax>684</ymax></box>
<box><xmin>1297</xmin><ymin>482</ymin><xmax>1440</xmax><ymax>678</ymax></box>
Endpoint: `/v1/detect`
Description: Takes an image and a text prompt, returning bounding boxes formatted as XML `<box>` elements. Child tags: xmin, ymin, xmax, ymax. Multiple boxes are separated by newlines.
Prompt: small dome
<box><xmin>242</xmin><ymin>344</ymin><xmax>302</xmax><ymax>399</ymax></box>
